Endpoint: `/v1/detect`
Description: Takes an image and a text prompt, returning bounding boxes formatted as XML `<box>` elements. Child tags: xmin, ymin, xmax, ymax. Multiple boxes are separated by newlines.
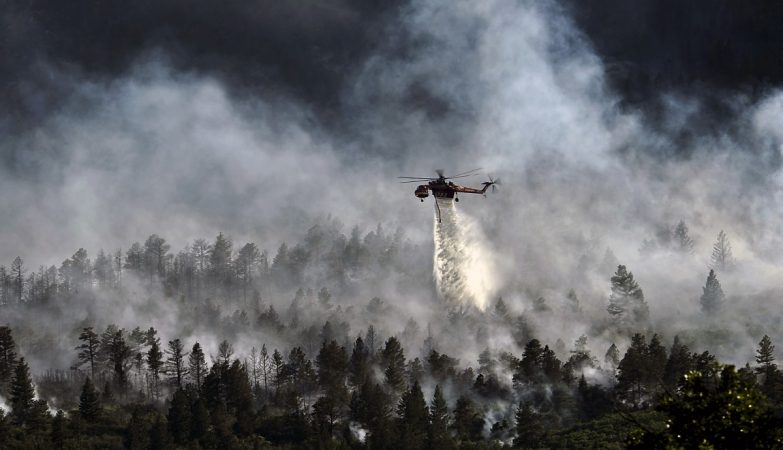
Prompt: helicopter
<box><xmin>399</xmin><ymin>168</ymin><xmax>499</xmax><ymax>222</ymax></box>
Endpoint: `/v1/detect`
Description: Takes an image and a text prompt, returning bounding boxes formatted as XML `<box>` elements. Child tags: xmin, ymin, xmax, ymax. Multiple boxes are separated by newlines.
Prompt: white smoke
<box><xmin>349</xmin><ymin>421</ymin><xmax>368</xmax><ymax>443</ymax></box>
<box><xmin>433</xmin><ymin>198</ymin><xmax>498</xmax><ymax>311</ymax></box>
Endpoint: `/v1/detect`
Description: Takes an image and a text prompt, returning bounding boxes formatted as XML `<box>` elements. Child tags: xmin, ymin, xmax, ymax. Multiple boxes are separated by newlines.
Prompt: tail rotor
<box><xmin>483</xmin><ymin>175</ymin><xmax>501</xmax><ymax>193</ymax></box>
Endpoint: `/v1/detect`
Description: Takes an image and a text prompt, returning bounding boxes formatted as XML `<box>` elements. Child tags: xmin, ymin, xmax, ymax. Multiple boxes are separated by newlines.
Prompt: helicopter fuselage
<box><xmin>414</xmin><ymin>177</ymin><xmax>489</xmax><ymax>201</ymax></box>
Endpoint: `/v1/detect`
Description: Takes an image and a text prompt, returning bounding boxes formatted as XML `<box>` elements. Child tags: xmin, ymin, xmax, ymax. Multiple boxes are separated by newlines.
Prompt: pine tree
<box><xmin>110</xmin><ymin>330</ymin><xmax>132</xmax><ymax>391</ymax></box>
<box><xmin>10</xmin><ymin>358</ymin><xmax>35</xmax><ymax>425</ymax></box>
<box><xmin>664</xmin><ymin>336</ymin><xmax>693</xmax><ymax>387</ymax></box>
<box><xmin>616</xmin><ymin>334</ymin><xmax>647</xmax><ymax>408</ymax></box>
<box><xmin>516</xmin><ymin>339</ymin><xmax>544</xmax><ymax>382</ymax></box>
<box><xmin>0</xmin><ymin>326</ymin><xmax>17</xmax><ymax>388</ymax></box>
<box><xmin>143</xmin><ymin>234</ymin><xmax>171</xmax><ymax>279</ymax></box>
<box><xmin>316</xmin><ymin>340</ymin><xmax>349</xmax><ymax>392</ymax></box>
<box><xmin>165</xmin><ymin>339</ymin><xmax>188</xmax><ymax>389</ymax></box>
<box><xmin>94</xmin><ymin>249</ymin><xmax>116</xmax><ymax>288</ymax></box>
<box><xmin>11</xmin><ymin>257</ymin><xmax>24</xmax><ymax>304</ymax></box>
<box><xmin>700</xmin><ymin>269</ymin><xmax>725</xmax><ymax>314</ymax></box>
<box><xmin>76</xmin><ymin>327</ymin><xmax>100</xmax><ymax>379</ymax></box>
<box><xmin>646</xmin><ymin>334</ymin><xmax>668</xmax><ymax>389</ymax></box>
<box><xmin>272</xmin><ymin>349</ymin><xmax>285</xmax><ymax>394</ymax></box>
<box><xmin>365</xmin><ymin>325</ymin><xmax>377</xmax><ymax>359</ymax></box>
<box><xmin>259</xmin><ymin>344</ymin><xmax>270</xmax><ymax>399</ymax></box>
<box><xmin>210</xmin><ymin>233</ymin><xmax>233</xmax><ymax>289</ymax></box>
<box><xmin>755</xmin><ymin>335</ymin><xmax>777</xmax><ymax>382</ymax></box>
<box><xmin>428</xmin><ymin>385</ymin><xmax>454</xmax><ymax>450</ymax></box>
<box><xmin>79</xmin><ymin>377</ymin><xmax>101</xmax><ymax>421</ymax></box>
<box><xmin>381</xmin><ymin>337</ymin><xmax>406</xmax><ymax>391</ymax></box>
<box><xmin>513</xmin><ymin>401</ymin><xmax>544</xmax><ymax>448</ymax></box>
<box><xmin>673</xmin><ymin>220</ymin><xmax>694</xmax><ymax>254</ymax></box>
<box><xmin>188</xmin><ymin>342</ymin><xmax>207</xmax><ymax>390</ymax></box>
<box><xmin>396</xmin><ymin>380</ymin><xmax>429</xmax><ymax>450</ymax></box>
<box><xmin>349</xmin><ymin>337</ymin><xmax>369</xmax><ymax>387</ymax></box>
<box><xmin>709</xmin><ymin>230</ymin><xmax>735</xmax><ymax>272</ymax></box>
<box><xmin>147</xmin><ymin>333</ymin><xmax>163</xmax><ymax>397</ymax></box>
<box><xmin>607</xmin><ymin>265</ymin><xmax>648</xmax><ymax>326</ymax></box>
<box><xmin>235</xmin><ymin>242</ymin><xmax>260</xmax><ymax>304</ymax></box>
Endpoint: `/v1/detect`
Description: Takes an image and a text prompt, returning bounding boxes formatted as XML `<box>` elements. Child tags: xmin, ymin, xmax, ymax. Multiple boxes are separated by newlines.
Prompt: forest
<box><xmin>0</xmin><ymin>219</ymin><xmax>781</xmax><ymax>449</ymax></box>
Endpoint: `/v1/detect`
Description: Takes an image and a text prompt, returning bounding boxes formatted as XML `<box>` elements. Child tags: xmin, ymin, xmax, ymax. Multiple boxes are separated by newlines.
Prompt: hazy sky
<box><xmin>2</xmin><ymin>0</ymin><xmax>783</xmax><ymax>270</ymax></box>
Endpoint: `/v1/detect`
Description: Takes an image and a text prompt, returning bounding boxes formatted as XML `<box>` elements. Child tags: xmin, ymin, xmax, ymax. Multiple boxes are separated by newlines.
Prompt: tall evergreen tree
<box><xmin>646</xmin><ymin>334</ymin><xmax>668</xmax><ymax>389</ymax></box>
<box><xmin>396</xmin><ymin>380</ymin><xmax>429</xmax><ymax>450</ymax></box>
<box><xmin>143</xmin><ymin>234</ymin><xmax>171</xmax><ymax>279</ymax></box>
<box><xmin>316</xmin><ymin>340</ymin><xmax>348</xmax><ymax>393</ymax></box>
<box><xmin>94</xmin><ymin>249</ymin><xmax>116</xmax><ymax>288</ymax></box>
<box><xmin>109</xmin><ymin>330</ymin><xmax>132</xmax><ymax>390</ymax></box>
<box><xmin>428</xmin><ymin>385</ymin><xmax>454</xmax><ymax>450</ymax></box>
<box><xmin>709</xmin><ymin>230</ymin><xmax>735</xmax><ymax>272</ymax></box>
<box><xmin>605</xmin><ymin>343</ymin><xmax>620</xmax><ymax>370</ymax></box>
<box><xmin>226</xmin><ymin>360</ymin><xmax>255</xmax><ymax>436</ymax></box>
<box><xmin>272</xmin><ymin>349</ymin><xmax>285</xmax><ymax>395</ymax></box>
<box><xmin>11</xmin><ymin>257</ymin><xmax>24</xmax><ymax>304</ymax></box>
<box><xmin>0</xmin><ymin>326</ymin><xmax>17</xmax><ymax>389</ymax></box>
<box><xmin>381</xmin><ymin>337</ymin><xmax>407</xmax><ymax>391</ymax></box>
<box><xmin>365</xmin><ymin>325</ymin><xmax>377</xmax><ymax>359</ymax></box>
<box><xmin>259</xmin><ymin>344</ymin><xmax>271</xmax><ymax>398</ymax></box>
<box><xmin>664</xmin><ymin>336</ymin><xmax>693</xmax><ymax>387</ymax></box>
<box><xmin>165</xmin><ymin>339</ymin><xmax>188</xmax><ymax>389</ymax></box>
<box><xmin>235</xmin><ymin>242</ymin><xmax>260</xmax><ymax>304</ymax></box>
<box><xmin>10</xmin><ymin>358</ymin><xmax>35</xmax><ymax>426</ymax></box>
<box><xmin>79</xmin><ymin>377</ymin><xmax>101</xmax><ymax>421</ymax></box>
<box><xmin>76</xmin><ymin>327</ymin><xmax>100</xmax><ymax>379</ymax></box>
<box><xmin>607</xmin><ymin>265</ymin><xmax>648</xmax><ymax>326</ymax></box>
<box><xmin>755</xmin><ymin>335</ymin><xmax>777</xmax><ymax>382</ymax></box>
<box><xmin>516</xmin><ymin>339</ymin><xmax>544</xmax><ymax>382</ymax></box>
<box><xmin>188</xmin><ymin>342</ymin><xmax>207</xmax><ymax>390</ymax></box>
<box><xmin>700</xmin><ymin>269</ymin><xmax>725</xmax><ymax>314</ymax></box>
<box><xmin>673</xmin><ymin>220</ymin><xmax>695</xmax><ymax>254</ymax></box>
<box><xmin>349</xmin><ymin>336</ymin><xmax>369</xmax><ymax>388</ymax></box>
<box><xmin>210</xmin><ymin>232</ymin><xmax>233</xmax><ymax>290</ymax></box>
<box><xmin>147</xmin><ymin>333</ymin><xmax>163</xmax><ymax>397</ymax></box>
<box><xmin>616</xmin><ymin>334</ymin><xmax>648</xmax><ymax>408</ymax></box>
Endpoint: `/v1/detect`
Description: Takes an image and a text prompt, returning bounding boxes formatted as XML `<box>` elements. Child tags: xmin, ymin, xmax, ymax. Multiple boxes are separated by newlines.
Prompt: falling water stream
<box><xmin>433</xmin><ymin>198</ymin><xmax>497</xmax><ymax>312</ymax></box>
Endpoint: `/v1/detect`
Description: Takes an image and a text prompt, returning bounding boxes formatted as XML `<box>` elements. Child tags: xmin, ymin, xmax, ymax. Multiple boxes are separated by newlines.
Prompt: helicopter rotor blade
<box><xmin>450</xmin><ymin>167</ymin><xmax>482</xmax><ymax>178</ymax></box>
<box><xmin>448</xmin><ymin>173</ymin><xmax>480</xmax><ymax>180</ymax></box>
<box><xmin>398</xmin><ymin>176</ymin><xmax>437</xmax><ymax>180</ymax></box>
<box><xmin>436</xmin><ymin>169</ymin><xmax>445</xmax><ymax>178</ymax></box>
<box><xmin>399</xmin><ymin>180</ymin><xmax>429</xmax><ymax>183</ymax></box>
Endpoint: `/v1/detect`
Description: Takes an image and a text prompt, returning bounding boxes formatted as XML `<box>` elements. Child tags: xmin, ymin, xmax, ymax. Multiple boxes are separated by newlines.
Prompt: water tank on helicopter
<box><xmin>415</xmin><ymin>185</ymin><xmax>429</xmax><ymax>199</ymax></box>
